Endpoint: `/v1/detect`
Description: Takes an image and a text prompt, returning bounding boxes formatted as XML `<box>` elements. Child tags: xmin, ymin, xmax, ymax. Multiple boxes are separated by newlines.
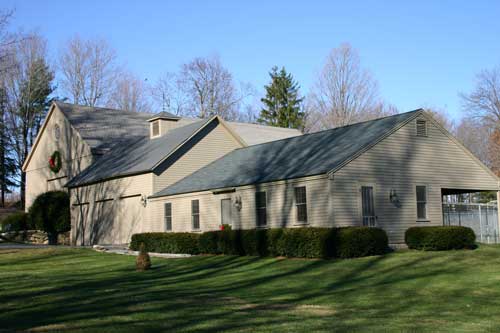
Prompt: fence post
<box><xmin>497</xmin><ymin>191</ymin><xmax>500</xmax><ymax>241</ymax></box>
<box><xmin>479</xmin><ymin>204</ymin><xmax>483</xmax><ymax>243</ymax></box>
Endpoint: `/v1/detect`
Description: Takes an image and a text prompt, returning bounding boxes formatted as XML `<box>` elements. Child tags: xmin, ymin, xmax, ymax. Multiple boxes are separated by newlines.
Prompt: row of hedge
<box><xmin>130</xmin><ymin>227</ymin><xmax>389</xmax><ymax>259</ymax></box>
<box><xmin>405</xmin><ymin>226</ymin><xmax>475</xmax><ymax>250</ymax></box>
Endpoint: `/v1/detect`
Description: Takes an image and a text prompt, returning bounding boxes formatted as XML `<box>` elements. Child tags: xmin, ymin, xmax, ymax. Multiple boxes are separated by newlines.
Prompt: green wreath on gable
<box><xmin>48</xmin><ymin>151</ymin><xmax>62</xmax><ymax>173</ymax></box>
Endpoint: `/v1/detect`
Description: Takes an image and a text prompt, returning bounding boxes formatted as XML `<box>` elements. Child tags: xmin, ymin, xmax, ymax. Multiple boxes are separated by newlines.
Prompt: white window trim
<box><xmin>416</xmin><ymin>184</ymin><xmax>430</xmax><ymax>222</ymax></box>
<box><xmin>356</xmin><ymin>183</ymin><xmax>377</xmax><ymax>226</ymax></box>
<box><xmin>164</xmin><ymin>203</ymin><xmax>172</xmax><ymax>232</ymax></box>
<box><xmin>220</xmin><ymin>197</ymin><xmax>232</xmax><ymax>226</ymax></box>
<box><xmin>294</xmin><ymin>186</ymin><xmax>308</xmax><ymax>225</ymax></box>
<box><xmin>191</xmin><ymin>200</ymin><xmax>200</xmax><ymax>231</ymax></box>
<box><xmin>255</xmin><ymin>191</ymin><xmax>267</xmax><ymax>227</ymax></box>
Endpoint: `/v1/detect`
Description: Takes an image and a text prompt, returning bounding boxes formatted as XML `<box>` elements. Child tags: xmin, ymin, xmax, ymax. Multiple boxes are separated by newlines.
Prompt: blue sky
<box><xmin>4</xmin><ymin>0</ymin><xmax>500</xmax><ymax>120</ymax></box>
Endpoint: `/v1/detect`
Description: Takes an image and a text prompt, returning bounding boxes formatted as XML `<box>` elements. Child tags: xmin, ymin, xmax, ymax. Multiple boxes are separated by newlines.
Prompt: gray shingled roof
<box><xmin>151</xmin><ymin>110</ymin><xmax>422</xmax><ymax>198</ymax></box>
<box><xmin>56</xmin><ymin>102</ymin><xmax>157</xmax><ymax>152</ymax></box>
<box><xmin>66</xmin><ymin>118</ymin><xmax>210</xmax><ymax>187</ymax></box>
<box><xmin>57</xmin><ymin>102</ymin><xmax>303</xmax><ymax>187</ymax></box>
<box><xmin>228</xmin><ymin>122</ymin><xmax>301</xmax><ymax>145</ymax></box>
<box><xmin>58</xmin><ymin>101</ymin><xmax>300</xmax><ymax>151</ymax></box>
<box><xmin>148</xmin><ymin>111</ymin><xmax>181</xmax><ymax>120</ymax></box>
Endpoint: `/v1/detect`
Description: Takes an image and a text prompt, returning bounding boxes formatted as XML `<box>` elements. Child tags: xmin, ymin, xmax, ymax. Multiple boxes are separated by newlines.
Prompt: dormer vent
<box><xmin>416</xmin><ymin>119</ymin><xmax>427</xmax><ymax>137</ymax></box>
<box><xmin>148</xmin><ymin>112</ymin><xmax>181</xmax><ymax>139</ymax></box>
<box><xmin>152</xmin><ymin>120</ymin><xmax>160</xmax><ymax>137</ymax></box>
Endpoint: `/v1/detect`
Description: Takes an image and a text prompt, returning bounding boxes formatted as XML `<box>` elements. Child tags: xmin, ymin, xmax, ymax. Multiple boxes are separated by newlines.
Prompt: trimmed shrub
<box><xmin>0</xmin><ymin>212</ymin><xmax>30</xmax><ymax>232</ymax></box>
<box><xmin>28</xmin><ymin>191</ymin><xmax>70</xmax><ymax>244</ymax></box>
<box><xmin>199</xmin><ymin>230</ymin><xmax>241</xmax><ymax>255</ymax></box>
<box><xmin>199</xmin><ymin>231</ymin><xmax>220</xmax><ymax>254</ymax></box>
<box><xmin>240</xmin><ymin>229</ymin><xmax>269</xmax><ymax>256</ymax></box>
<box><xmin>333</xmin><ymin>227</ymin><xmax>388</xmax><ymax>258</ymax></box>
<box><xmin>274</xmin><ymin>228</ymin><xmax>335</xmax><ymax>258</ymax></box>
<box><xmin>130</xmin><ymin>227</ymin><xmax>389</xmax><ymax>259</ymax></box>
<box><xmin>130</xmin><ymin>232</ymin><xmax>200</xmax><ymax>254</ymax></box>
<box><xmin>266</xmin><ymin>228</ymin><xmax>284</xmax><ymax>257</ymax></box>
<box><xmin>217</xmin><ymin>229</ymin><xmax>242</xmax><ymax>255</ymax></box>
<box><xmin>136</xmin><ymin>243</ymin><xmax>152</xmax><ymax>271</ymax></box>
<box><xmin>405</xmin><ymin>226</ymin><xmax>476</xmax><ymax>251</ymax></box>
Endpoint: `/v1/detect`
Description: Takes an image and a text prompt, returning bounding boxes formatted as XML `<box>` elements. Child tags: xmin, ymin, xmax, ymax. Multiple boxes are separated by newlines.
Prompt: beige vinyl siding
<box><xmin>70</xmin><ymin>173</ymin><xmax>153</xmax><ymax>245</ymax></box>
<box><xmin>147</xmin><ymin>175</ymin><xmax>329</xmax><ymax>233</ymax></box>
<box><xmin>25</xmin><ymin>105</ymin><xmax>93</xmax><ymax>209</ymax></box>
<box><xmin>152</xmin><ymin>122</ymin><xmax>243</xmax><ymax>193</ymax></box>
<box><xmin>148</xmin><ymin>114</ymin><xmax>498</xmax><ymax>245</ymax></box>
<box><xmin>331</xmin><ymin>115</ymin><xmax>499</xmax><ymax>243</ymax></box>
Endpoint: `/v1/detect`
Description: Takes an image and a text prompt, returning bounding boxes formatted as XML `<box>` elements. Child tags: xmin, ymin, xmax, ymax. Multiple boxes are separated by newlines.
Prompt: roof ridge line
<box><xmin>55</xmin><ymin>101</ymin><xmax>156</xmax><ymax>116</ymax></box>
<box><xmin>231</xmin><ymin>109</ymin><xmax>424</xmax><ymax>152</ymax></box>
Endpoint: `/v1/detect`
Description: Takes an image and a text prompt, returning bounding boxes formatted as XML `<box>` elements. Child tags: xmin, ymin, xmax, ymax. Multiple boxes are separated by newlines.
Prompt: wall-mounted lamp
<box><xmin>389</xmin><ymin>189</ymin><xmax>400</xmax><ymax>207</ymax></box>
<box><xmin>140</xmin><ymin>195</ymin><xmax>148</xmax><ymax>207</ymax></box>
<box><xmin>233</xmin><ymin>196</ymin><xmax>242</xmax><ymax>211</ymax></box>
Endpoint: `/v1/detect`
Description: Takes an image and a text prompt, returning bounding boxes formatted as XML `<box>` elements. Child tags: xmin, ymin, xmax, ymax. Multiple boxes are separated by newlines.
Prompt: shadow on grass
<box><xmin>0</xmin><ymin>248</ymin><xmax>498</xmax><ymax>332</ymax></box>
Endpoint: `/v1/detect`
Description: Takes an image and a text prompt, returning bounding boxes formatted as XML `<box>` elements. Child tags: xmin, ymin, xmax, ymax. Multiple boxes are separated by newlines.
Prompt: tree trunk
<box><xmin>20</xmin><ymin>171</ymin><xmax>26</xmax><ymax>209</ymax></box>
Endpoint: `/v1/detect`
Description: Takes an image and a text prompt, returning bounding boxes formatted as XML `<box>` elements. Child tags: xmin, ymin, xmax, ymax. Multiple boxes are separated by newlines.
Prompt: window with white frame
<box><xmin>294</xmin><ymin>186</ymin><xmax>308</xmax><ymax>223</ymax></box>
<box><xmin>416</xmin><ymin>186</ymin><xmax>427</xmax><ymax>220</ymax></box>
<box><xmin>191</xmin><ymin>200</ymin><xmax>200</xmax><ymax>230</ymax></box>
<box><xmin>164</xmin><ymin>203</ymin><xmax>172</xmax><ymax>231</ymax></box>
<box><xmin>255</xmin><ymin>191</ymin><xmax>267</xmax><ymax>227</ymax></box>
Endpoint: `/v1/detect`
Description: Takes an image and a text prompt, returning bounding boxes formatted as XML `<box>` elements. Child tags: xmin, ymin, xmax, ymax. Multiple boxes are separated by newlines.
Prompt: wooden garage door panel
<box><xmin>119</xmin><ymin>196</ymin><xmax>143</xmax><ymax>244</ymax></box>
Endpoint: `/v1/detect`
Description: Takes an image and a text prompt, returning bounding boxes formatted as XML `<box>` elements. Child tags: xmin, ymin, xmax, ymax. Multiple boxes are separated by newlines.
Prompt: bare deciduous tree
<box><xmin>455</xmin><ymin>116</ymin><xmax>491</xmax><ymax>165</ymax></box>
<box><xmin>307</xmin><ymin>43</ymin><xmax>381</xmax><ymax>130</ymax></box>
<box><xmin>179</xmin><ymin>55</ymin><xmax>241</xmax><ymax>120</ymax></box>
<box><xmin>151</xmin><ymin>72</ymin><xmax>187</xmax><ymax>116</ymax></box>
<box><xmin>59</xmin><ymin>36</ymin><xmax>119</xmax><ymax>107</ymax></box>
<box><xmin>460</xmin><ymin>67</ymin><xmax>500</xmax><ymax>128</ymax></box>
<box><xmin>488</xmin><ymin>129</ymin><xmax>500</xmax><ymax>176</ymax></box>
<box><xmin>423</xmin><ymin>106</ymin><xmax>456</xmax><ymax>132</ymax></box>
<box><xmin>107</xmin><ymin>72</ymin><xmax>151</xmax><ymax>113</ymax></box>
<box><xmin>460</xmin><ymin>66</ymin><xmax>500</xmax><ymax>173</ymax></box>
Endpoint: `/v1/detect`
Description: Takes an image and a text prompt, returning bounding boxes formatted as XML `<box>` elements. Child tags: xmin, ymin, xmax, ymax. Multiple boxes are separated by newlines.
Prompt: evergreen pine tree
<box><xmin>257</xmin><ymin>66</ymin><xmax>304</xmax><ymax>129</ymax></box>
<box><xmin>0</xmin><ymin>86</ymin><xmax>16</xmax><ymax>207</ymax></box>
<box><xmin>15</xmin><ymin>58</ymin><xmax>55</xmax><ymax>208</ymax></box>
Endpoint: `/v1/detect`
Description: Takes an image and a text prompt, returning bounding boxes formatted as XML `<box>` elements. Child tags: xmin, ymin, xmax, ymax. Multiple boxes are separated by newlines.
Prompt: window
<box><xmin>416</xmin><ymin>120</ymin><xmax>427</xmax><ymax>137</ymax></box>
<box><xmin>221</xmin><ymin>198</ymin><xmax>232</xmax><ymax>226</ymax></box>
<box><xmin>361</xmin><ymin>186</ymin><xmax>376</xmax><ymax>227</ymax></box>
<box><xmin>191</xmin><ymin>200</ymin><xmax>200</xmax><ymax>230</ymax></box>
<box><xmin>255</xmin><ymin>191</ymin><xmax>267</xmax><ymax>226</ymax></box>
<box><xmin>294</xmin><ymin>186</ymin><xmax>308</xmax><ymax>223</ymax></box>
<box><xmin>416</xmin><ymin>186</ymin><xmax>427</xmax><ymax>220</ymax></box>
<box><xmin>152</xmin><ymin>121</ymin><xmax>160</xmax><ymax>137</ymax></box>
<box><xmin>164</xmin><ymin>203</ymin><xmax>172</xmax><ymax>231</ymax></box>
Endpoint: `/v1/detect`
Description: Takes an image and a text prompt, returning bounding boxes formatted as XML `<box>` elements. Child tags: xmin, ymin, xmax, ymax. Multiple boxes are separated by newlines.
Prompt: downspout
<box><xmin>497</xmin><ymin>180</ymin><xmax>500</xmax><ymax>242</ymax></box>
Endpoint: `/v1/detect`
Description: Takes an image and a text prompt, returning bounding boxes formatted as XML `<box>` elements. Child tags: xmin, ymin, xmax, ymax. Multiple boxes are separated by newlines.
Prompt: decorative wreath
<box><xmin>49</xmin><ymin>151</ymin><xmax>62</xmax><ymax>173</ymax></box>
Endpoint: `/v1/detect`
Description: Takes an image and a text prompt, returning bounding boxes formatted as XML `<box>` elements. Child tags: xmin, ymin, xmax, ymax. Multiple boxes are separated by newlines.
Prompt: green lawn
<box><xmin>1</xmin><ymin>246</ymin><xmax>500</xmax><ymax>332</ymax></box>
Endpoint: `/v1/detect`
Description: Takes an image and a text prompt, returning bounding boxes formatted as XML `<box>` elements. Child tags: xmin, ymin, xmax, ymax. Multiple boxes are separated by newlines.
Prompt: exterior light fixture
<box><xmin>389</xmin><ymin>189</ymin><xmax>400</xmax><ymax>206</ymax></box>
<box><xmin>233</xmin><ymin>196</ymin><xmax>242</xmax><ymax>211</ymax></box>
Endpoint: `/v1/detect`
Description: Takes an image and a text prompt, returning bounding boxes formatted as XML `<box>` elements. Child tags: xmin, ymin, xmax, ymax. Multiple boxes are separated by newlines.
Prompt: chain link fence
<box><xmin>443</xmin><ymin>203</ymin><xmax>499</xmax><ymax>243</ymax></box>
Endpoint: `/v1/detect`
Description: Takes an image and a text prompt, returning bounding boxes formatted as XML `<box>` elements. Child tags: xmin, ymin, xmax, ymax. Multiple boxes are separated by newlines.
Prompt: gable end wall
<box><xmin>331</xmin><ymin>114</ymin><xmax>499</xmax><ymax>243</ymax></box>
<box><xmin>25</xmin><ymin>106</ymin><xmax>93</xmax><ymax>209</ymax></box>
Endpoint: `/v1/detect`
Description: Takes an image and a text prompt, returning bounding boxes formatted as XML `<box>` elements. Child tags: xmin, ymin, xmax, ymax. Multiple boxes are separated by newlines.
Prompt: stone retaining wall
<box><xmin>0</xmin><ymin>230</ymin><xmax>70</xmax><ymax>245</ymax></box>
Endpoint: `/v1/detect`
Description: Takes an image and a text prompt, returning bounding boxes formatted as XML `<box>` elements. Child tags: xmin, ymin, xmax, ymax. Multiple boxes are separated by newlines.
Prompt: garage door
<box><xmin>119</xmin><ymin>195</ymin><xmax>143</xmax><ymax>244</ymax></box>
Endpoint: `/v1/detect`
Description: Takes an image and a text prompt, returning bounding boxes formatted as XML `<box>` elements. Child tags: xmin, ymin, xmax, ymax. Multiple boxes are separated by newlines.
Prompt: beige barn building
<box><xmin>22</xmin><ymin>102</ymin><xmax>500</xmax><ymax>245</ymax></box>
